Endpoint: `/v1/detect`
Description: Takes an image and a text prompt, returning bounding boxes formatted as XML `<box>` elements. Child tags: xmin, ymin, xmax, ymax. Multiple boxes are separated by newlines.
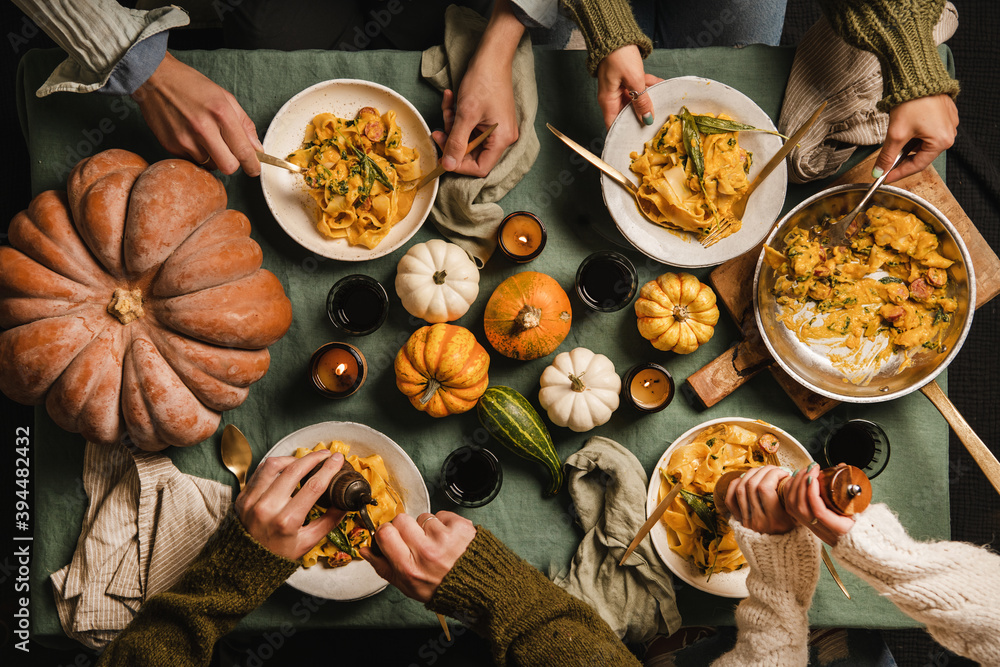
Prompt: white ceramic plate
<box><xmin>259</xmin><ymin>421</ymin><xmax>430</xmax><ymax>600</ymax></box>
<box><xmin>601</xmin><ymin>76</ymin><xmax>786</xmax><ymax>268</ymax></box>
<box><xmin>646</xmin><ymin>417</ymin><xmax>812</xmax><ymax>598</ymax></box>
<box><xmin>261</xmin><ymin>79</ymin><xmax>438</xmax><ymax>261</ymax></box>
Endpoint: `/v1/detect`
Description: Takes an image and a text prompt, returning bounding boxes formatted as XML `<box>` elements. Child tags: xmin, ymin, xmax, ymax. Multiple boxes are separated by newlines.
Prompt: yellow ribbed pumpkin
<box><xmin>394</xmin><ymin>323</ymin><xmax>490</xmax><ymax>418</ymax></box>
<box><xmin>635</xmin><ymin>272</ymin><xmax>719</xmax><ymax>354</ymax></box>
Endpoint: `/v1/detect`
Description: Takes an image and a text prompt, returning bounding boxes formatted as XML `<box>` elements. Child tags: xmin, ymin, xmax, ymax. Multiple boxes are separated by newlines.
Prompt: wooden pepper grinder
<box><xmin>714</xmin><ymin>463</ymin><xmax>872</xmax><ymax>518</ymax></box>
<box><xmin>303</xmin><ymin>465</ymin><xmax>383</xmax><ymax>556</ymax></box>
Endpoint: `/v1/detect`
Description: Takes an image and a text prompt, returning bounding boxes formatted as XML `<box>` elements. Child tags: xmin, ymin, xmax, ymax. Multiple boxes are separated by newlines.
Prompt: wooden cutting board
<box><xmin>684</xmin><ymin>154</ymin><xmax>1000</xmax><ymax>419</ymax></box>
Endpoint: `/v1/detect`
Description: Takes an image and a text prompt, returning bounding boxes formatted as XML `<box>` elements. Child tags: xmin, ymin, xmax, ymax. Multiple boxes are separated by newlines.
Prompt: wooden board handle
<box><xmin>684</xmin><ymin>339</ymin><xmax>773</xmax><ymax>409</ymax></box>
<box><xmin>920</xmin><ymin>380</ymin><xmax>1000</xmax><ymax>497</ymax></box>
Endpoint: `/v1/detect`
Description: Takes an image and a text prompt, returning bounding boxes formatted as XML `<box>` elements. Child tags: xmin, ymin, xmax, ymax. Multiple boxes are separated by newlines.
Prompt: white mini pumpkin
<box><xmin>395</xmin><ymin>239</ymin><xmax>480</xmax><ymax>323</ymax></box>
<box><xmin>538</xmin><ymin>347</ymin><xmax>621</xmax><ymax>432</ymax></box>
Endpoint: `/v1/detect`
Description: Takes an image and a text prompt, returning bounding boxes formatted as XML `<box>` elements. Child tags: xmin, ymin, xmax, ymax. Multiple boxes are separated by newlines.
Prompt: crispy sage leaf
<box><xmin>693</xmin><ymin>115</ymin><xmax>789</xmax><ymax>139</ymax></box>
<box><xmin>680</xmin><ymin>107</ymin><xmax>706</xmax><ymax>182</ymax></box>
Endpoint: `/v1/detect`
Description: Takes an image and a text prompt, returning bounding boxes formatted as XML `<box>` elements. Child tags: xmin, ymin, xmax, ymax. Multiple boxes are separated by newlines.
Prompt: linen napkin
<box><xmin>50</xmin><ymin>439</ymin><xmax>231</xmax><ymax>650</ymax></box>
<box><xmin>420</xmin><ymin>5</ymin><xmax>540</xmax><ymax>267</ymax></box>
<box><xmin>778</xmin><ymin>2</ymin><xmax>958</xmax><ymax>183</ymax></box>
<box><xmin>554</xmin><ymin>436</ymin><xmax>681</xmax><ymax>644</ymax></box>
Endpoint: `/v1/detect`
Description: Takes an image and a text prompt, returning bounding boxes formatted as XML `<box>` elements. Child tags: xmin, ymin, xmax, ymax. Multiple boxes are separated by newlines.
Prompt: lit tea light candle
<box><xmin>622</xmin><ymin>363</ymin><xmax>674</xmax><ymax>413</ymax></box>
<box><xmin>497</xmin><ymin>211</ymin><xmax>546</xmax><ymax>263</ymax></box>
<box><xmin>310</xmin><ymin>342</ymin><xmax>367</xmax><ymax>398</ymax></box>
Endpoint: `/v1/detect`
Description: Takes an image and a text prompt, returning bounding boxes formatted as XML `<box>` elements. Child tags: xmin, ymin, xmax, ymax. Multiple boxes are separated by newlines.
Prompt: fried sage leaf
<box><xmin>680</xmin><ymin>107</ymin><xmax>706</xmax><ymax>182</ymax></box>
<box><xmin>680</xmin><ymin>488</ymin><xmax>723</xmax><ymax>579</ymax></box>
<box><xmin>693</xmin><ymin>115</ymin><xmax>789</xmax><ymax>140</ymax></box>
<box><xmin>680</xmin><ymin>107</ymin><xmax>721</xmax><ymax>230</ymax></box>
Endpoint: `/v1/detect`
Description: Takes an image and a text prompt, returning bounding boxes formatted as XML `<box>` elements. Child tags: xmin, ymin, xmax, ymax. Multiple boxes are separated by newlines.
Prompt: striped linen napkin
<box><xmin>778</xmin><ymin>2</ymin><xmax>958</xmax><ymax>183</ymax></box>
<box><xmin>50</xmin><ymin>440</ymin><xmax>231</xmax><ymax>649</ymax></box>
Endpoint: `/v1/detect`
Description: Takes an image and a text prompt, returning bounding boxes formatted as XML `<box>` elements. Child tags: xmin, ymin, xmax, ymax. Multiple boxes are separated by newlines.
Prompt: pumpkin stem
<box><xmin>672</xmin><ymin>304</ymin><xmax>690</xmax><ymax>323</ymax></box>
<box><xmin>514</xmin><ymin>305</ymin><xmax>543</xmax><ymax>331</ymax></box>
<box><xmin>433</xmin><ymin>270</ymin><xmax>447</xmax><ymax>285</ymax></box>
<box><xmin>420</xmin><ymin>378</ymin><xmax>442</xmax><ymax>405</ymax></box>
<box><xmin>107</xmin><ymin>287</ymin><xmax>145</xmax><ymax>325</ymax></box>
<box><xmin>568</xmin><ymin>373</ymin><xmax>587</xmax><ymax>392</ymax></box>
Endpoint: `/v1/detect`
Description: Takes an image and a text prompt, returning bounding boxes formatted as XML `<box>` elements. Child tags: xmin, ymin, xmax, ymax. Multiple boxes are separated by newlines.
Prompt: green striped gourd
<box><xmin>477</xmin><ymin>386</ymin><xmax>562</xmax><ymax>496</ymax></box>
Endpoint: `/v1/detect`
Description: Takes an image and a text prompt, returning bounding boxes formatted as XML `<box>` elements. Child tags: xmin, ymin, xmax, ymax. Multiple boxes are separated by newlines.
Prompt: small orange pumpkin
<box><xmin>635</xmin><ymin>272</ymin><xmax>719</xmax><ymax>354</ymax></box>
<box><xmin>483</xmin><ymin>272</ymin><xmax>572</xmax><ymax>361</ymax></box>
<box><xmin>394</xmin><ymin>323</ymin><xmax>490</xmax><ymax>418</ymax></box>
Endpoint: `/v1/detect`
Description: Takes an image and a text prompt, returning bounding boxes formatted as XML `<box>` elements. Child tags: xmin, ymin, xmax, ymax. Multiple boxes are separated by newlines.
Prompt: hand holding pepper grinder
<box><xmin>305</xmin><ymin>465</ymin><xmax>383</xmax><ymax>557</ymax></box>
<box><xmin>714</xmin><ymin>462</ymin><xmax>872</xmax><ymax>518</ymax></box>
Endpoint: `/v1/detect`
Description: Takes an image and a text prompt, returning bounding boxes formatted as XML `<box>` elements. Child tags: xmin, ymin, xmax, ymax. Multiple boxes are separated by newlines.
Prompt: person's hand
<box><xmin>432</xmin><ymin>82</ymin><xmax>518</xmax><ymax>178</ymax></box>
<box><xmin>596</xmin><ymin>45</ymin><xmax>663</xmax><ymax>130</ymax></box>
<box><xmin>724</xmin><ymin>465</ymin><xmax>796</xmax><ymax>535</ymax></box>
<box><xmin>234</xmin><ymin>449</ymin><xmax>347</xmax><ymax>560</ymax></box>
<box><xmin>432</xmin><ymin>0</ymin><xmax>523</xmax><ymax>178</ymax></box>
<box><xmin>132</xmin><ymin>52</ymin><xmax>263</xmax><ymax>177</ymax></box>
<box><xmin>875</xmin><ymin>94</ymin><xmax>958</xmax><ymax>182</ymax></box>
<box><xmin>362</xmin><ymin>511</ymin><xmax>477</xmax><ymax>603</ymax></box>
<box><xmin>782</xmin><ymin>464</ymin><xmax>855</xmax><ymax>547</ymax></box>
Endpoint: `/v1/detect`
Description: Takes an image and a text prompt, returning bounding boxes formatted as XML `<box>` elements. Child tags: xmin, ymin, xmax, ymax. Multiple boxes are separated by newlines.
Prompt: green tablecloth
<box><xmin>20</xmin><ymin>45</ymin><xmax>953</xmax><ymax>646</ymax></box>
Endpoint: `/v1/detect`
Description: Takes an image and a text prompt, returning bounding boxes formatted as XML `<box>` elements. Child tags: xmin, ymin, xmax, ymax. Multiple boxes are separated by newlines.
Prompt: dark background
<box><xmin>1</xmin><ymin>1</ymin><xmax>997</xmax><ymax>665</ymax></box>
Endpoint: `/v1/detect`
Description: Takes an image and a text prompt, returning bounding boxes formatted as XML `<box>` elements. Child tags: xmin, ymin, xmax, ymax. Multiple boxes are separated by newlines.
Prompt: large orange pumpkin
<box><xmin>483</xmin><ymin>272</ymin><xmax>572</xmax><ymax>360</ymax></box>
<box><xmin>394</xmin><ymin>323</ymin><xmax>490</xmax><ymax>417</ymax></box>
<box><xmin>0</xmin><ymin>149</ymin><xmax>293</xmax><ymax>450</ymax></box>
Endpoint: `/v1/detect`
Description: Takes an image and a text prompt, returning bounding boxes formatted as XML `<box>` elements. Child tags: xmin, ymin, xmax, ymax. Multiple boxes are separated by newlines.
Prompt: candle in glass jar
<box><xmin>623</xmin><ymin>363</ymin><xmax>674</xmax><ymax>413</ymax></box>
<box><xmin>497</xmin><ymin>211</ymin><xmax>546</xmax><ymax>263</ymax></box>
<box><xmin>310</xmin><ymin>342</ymin><xmax>367</xmax><ymax>398</ymax></box>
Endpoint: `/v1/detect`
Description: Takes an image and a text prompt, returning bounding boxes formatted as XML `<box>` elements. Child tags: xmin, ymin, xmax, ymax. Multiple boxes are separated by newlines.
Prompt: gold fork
<box><xmin>700</xmin><ymin>100</ymin><xmax>828</xmax><ymax>248</ymax></box>
<box><xmin>762</xmin><ymin>447</ymin><xmax>852</xmax><ymax>599</ymax></box>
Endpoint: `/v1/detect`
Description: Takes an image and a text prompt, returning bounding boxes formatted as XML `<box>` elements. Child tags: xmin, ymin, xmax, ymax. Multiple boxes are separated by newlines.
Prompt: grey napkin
<box><xmin>554</xmin><ymin>436</ymin><xmax>682</xmax><ymax>644</ymax></box>
<box><xmin>50</xmin><ymin>440</ymin><xmax>231</xmax><ymax>649</ymax></box>
<box><xmin>778</xmin><ymin>2</ymin><xmax>958</xmax><ymax>183</ymax></box>
<box><xmin>420</xmin><ymin>5</ymin><xmax>540</xmax><ymax>267</ymax></box>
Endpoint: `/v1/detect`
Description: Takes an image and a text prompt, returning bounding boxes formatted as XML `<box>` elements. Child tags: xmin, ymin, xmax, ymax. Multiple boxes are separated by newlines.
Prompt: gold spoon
<box><xmin>221</xmin><ymin>424</ymin><xmax>253</xmax><ymax>491</ymax></box>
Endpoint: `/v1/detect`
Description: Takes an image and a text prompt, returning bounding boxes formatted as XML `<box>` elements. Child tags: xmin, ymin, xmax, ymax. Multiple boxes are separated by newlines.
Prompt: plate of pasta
<box><xmin>646</xmin><ymin>417</ymin><xmax>812</xmax><ymax>598</ymax></box>
<box><xmin>259</xmin><ymin>421</ymin><xmax>430</xmax><ymax>600</ymax></box>
<box><xmin>601</xmin><ymin>76</ymin><xmax>786</xmax><ymax>268</ymax></box>
<box><xmin>261</xmin><ymin>79</ymin><xmax>438</xmax><ymax>261</ymax></box>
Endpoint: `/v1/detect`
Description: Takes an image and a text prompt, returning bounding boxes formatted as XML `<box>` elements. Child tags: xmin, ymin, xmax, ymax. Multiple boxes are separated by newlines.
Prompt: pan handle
<box><xmin>920</xmin><ymin>380</ymin><xmax>1000</xmax><ymax>497</ymax></box>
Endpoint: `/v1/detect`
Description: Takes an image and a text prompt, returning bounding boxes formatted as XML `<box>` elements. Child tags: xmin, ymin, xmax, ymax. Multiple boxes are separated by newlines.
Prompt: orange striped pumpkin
<box><xmin>483</xmin><ymin>272</ymin><xmax>572</xmax><ymax>361</ymax></box>
<box><xmin>394</xmin><ymin>323</ymin><xmax>490</xmax><ymax>418</ymax></box>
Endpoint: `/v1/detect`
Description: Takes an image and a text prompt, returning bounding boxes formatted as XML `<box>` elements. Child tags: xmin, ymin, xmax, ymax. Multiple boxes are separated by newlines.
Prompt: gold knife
<box><xmin>255</xmin><ymin>150</ymin><xmax>303</xmax><ymax>173</ymax></box>
<box><xmin>619</xmin><ymin>481</ymin><xmax>681</xmax><ymax>566</ymax></box>
<box><xmin>416</xmin><ymin>123</ymin><xmax>498</xmax><ymax>190</ymax></box>
<box><xmin>821</xmin><ymin>547</ymin><xmax>851</xmax><ymax>599</ymax></box>
<box><xmin>546</xmin><ymin>123</ymin><xmax>639</xmax><ymax>195</ymax></box>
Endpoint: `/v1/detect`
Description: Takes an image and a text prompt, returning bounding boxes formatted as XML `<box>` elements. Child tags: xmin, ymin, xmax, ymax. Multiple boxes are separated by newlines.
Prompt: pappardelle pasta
<box><xmin>658</xmin><ymin>424</ymin><xmax>773</xmax><ymax>577</ymax></box>
<box><xmin>630</xmin><ymin>108</ymin><xmax>752</xmax><ymax>242</ymax></box>
<box><xmin>298</xmin><ymin>440</ymin><xmax>404</xmax><ymax>569</ymax></box>
<box><xmin>764</xmin><ymin>205</ymin><xmax>957</xmax><ymax>382</ymax></box>
<box><xmin>287</xmin><ymin>107</ymin><xmax>421</xmax><ymax>249</ymax></box>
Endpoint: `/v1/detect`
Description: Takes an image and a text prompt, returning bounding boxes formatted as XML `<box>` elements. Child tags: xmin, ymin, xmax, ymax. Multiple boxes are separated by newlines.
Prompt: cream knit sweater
<box><xmin>833</xmin><ymin>504</ymin><xmax>1000</xmax><ymax>665</ymax></box>
<box><xmin>713</xmin><ymin>504</ymin><xmax>1000</xmax><ymax>666</ymax></box>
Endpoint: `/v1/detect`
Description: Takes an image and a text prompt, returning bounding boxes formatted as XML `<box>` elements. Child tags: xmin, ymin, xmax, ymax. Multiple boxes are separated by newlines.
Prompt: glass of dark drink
<box><xmin>575</xmin><ymin>251</ymin><xmax>638</xmax><ymax>312</ymax></box>
<box><xmin>441</xmin><ymin>446</ymin><xmax>503</xmax><ymax>508</ymax></box>
<box><xmin>822</xmin><ymin>419</ymin><xmax>891</xmax><ymax>479</ymax></box>
<box><xmin>327</xmin><ymin>274</ymin><xmax>389</xmax><ymax>336</ymax></box>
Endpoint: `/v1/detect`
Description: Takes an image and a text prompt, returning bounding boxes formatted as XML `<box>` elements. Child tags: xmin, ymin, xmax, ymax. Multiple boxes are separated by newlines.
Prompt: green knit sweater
<box><xmin>820</xmin><ymin>0</ymin><xmax>959</xmax><ymax>110</ymax></box>
<box><xmin>96</xmin><ymin>519</ymin><xmax>640</xmax><ymax>666</ymax></box>
<box><xmin>563</xmin><ymin>0</ymin><xmax>959</xmax><ymax>110</ymax></box>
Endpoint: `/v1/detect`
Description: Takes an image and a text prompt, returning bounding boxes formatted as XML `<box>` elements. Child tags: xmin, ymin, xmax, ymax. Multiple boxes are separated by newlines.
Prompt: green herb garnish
<box><xmin>692</xmin><ymin>115</ymin><xmax>789</xmax><ymax>139</ymax></box>
<box><xmin>879</xmin><ymin>276</ymin><xmax>904</xmax><ymax>284</ymax></box>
